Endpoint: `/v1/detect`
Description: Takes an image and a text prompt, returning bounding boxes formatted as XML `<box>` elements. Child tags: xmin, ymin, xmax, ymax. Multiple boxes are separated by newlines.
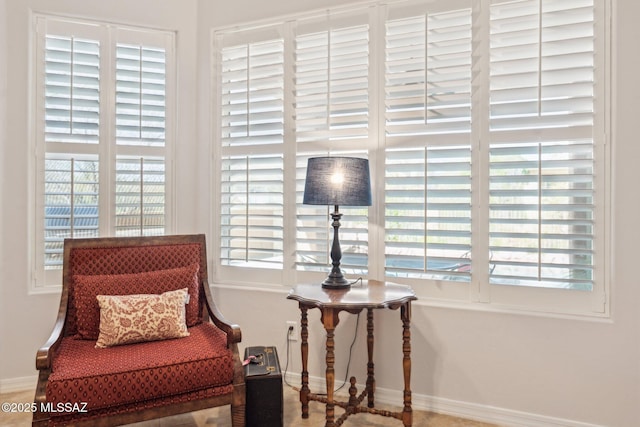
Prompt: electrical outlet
<box><xmin>286</xmin><ymin>321</ymin><xmax>298</xmax><ymax>341</ymax></box>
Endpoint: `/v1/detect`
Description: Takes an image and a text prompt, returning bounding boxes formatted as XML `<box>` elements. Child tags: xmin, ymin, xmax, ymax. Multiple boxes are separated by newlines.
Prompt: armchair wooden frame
<box><xmin>32</xmin><ymin>234</ymin><xmax>246</xmax><ymax>427</ymax></box>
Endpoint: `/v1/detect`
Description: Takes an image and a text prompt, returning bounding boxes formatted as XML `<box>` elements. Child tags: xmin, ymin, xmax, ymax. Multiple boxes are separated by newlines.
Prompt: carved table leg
<box><xmin>366</xmin><ymin>308</ymin><xmax>375</xmax><ymax>408</ymax></box>
<box><xmin>401</xmin><ymin>302</ymin><xmax>413</xmax><ymax>427</ymax></box>
<box><xmin>300</xmin><ymin>306</ymin><xmax>310</xmax><ymax>419</ymax></box>
<box><xmin>321</xmin><ymin>307</ymin><xmax>340</xmax><ymax>427</ymax></box>
<box><xmin>348</xmin><ymin>376</ymin><xmax>359</xmax><ymax>408</ymax></box>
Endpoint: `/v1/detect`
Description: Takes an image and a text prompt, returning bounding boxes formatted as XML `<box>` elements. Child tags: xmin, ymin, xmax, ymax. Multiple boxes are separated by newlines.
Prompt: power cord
<box><xmin>283</xmin><ymin>326</ymin><xmax>294</xmax><ymax>388</ymax></box>
<box><xmin>334</xmin><ymin>311</ymin><xmax>360</xmax><ymax>393</ymax></box>
<box><xmin>336</xmin><ymin>276</ymin><xmax>363</xmax><ymax>392</ymax></box>
<box><xmin>282</xmin><ymin>312</ymin><xmax>361</xmax><ymax>394</ymax></box>
<box><xmin>348</xmin><ymin>277</ymin><xmax>364</xmax><ymax>287</ymax></box>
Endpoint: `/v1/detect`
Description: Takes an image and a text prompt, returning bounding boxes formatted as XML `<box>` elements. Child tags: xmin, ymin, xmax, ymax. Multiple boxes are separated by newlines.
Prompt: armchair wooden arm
<box><xmin>35</xmin><ymin>288</ymin><xmax>69</xmax><ymax>370</ymax></box>
<box><xmin>201</xmin><ymin>278</ymin><xmax>242</xmax><ymax>346</ymax></box>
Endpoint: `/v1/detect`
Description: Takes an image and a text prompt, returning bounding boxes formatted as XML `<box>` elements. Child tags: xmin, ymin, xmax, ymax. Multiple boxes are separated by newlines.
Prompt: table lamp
<box><xmin>303</xmin><ymin>156</ymin><xmax>372</xmax><ymax>289</ymax></box>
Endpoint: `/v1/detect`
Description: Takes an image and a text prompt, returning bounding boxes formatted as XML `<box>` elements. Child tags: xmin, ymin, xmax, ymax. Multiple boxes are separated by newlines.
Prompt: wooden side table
<box><xmin>287</xmin><ymin>279</ymin><xmax>417</xmax><ymax>427</ymax></box>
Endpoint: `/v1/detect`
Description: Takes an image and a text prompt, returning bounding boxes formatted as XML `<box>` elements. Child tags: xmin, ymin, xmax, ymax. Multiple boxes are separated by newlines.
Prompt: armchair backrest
<box><xmin>62</xmin><ymin>234</ymin><xmax>208</xmax><ymax>337</ymax></box>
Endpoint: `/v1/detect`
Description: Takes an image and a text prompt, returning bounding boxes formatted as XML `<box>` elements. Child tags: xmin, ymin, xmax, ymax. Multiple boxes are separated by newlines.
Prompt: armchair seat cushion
<box><xmin>46</xmin><ymin>323</ymin><xmax>234</xmax><ymax>414</ymax></box>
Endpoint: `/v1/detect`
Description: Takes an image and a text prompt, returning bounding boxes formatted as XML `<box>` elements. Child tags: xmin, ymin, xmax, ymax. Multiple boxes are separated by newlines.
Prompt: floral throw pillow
<box><xmin>95</xmin><ymin>288</ymin><xmax>190</xmax><ymax>348</ymax></box>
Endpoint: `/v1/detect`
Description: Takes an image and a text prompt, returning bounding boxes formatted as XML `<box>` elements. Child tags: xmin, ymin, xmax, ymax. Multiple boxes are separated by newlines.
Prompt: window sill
<box><xmin>412</xmin><ymin>296</ymin><xmax>612</xmax><ymax>323</ymax></box>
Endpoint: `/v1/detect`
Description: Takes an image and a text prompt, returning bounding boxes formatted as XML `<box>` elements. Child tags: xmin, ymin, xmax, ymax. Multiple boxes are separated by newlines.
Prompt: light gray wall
<box><xmin>0</xmin><ymin>0</ymin><xmax>8</xmax><ymax>385</ymax></box>
<box><xmin>206</xmin><ymin>0</ymin><xmax>359</xmax><ymax>28</ymax></box>
<box><xmin>1</xmin><ymin>1</ymin><xmax>638</xmax><ymax>426</ymax></box>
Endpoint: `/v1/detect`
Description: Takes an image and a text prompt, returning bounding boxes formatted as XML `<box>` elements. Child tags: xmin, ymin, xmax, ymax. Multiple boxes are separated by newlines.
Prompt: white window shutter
<box><xmin>35</xmin><ymin>16</ymin><xmax>175</xmax><ymax>287</ymax></box>
<box><xmin>116</xmin><ymin>44</ymin><xmax>167</xmax><ymax>147</ymax></box>
<box><xmin>45</xmin><ymin>35</ymin><xmax>100</xmax><ymax>144</ymax></box>
<box><xmin>114</xmin><ymin>39</ymin><xmax>169</xmax><ymax>237</ymax></box>
<box><xmin>385</xmin><ymin>5</ymin><xmax>472</xmax><ymax>137</ymax></box>
<box><xmin>488</xmin><ymin>141</ymin><xmax>594</xmax><ymax>290</ymax></box>
<box><xmin>489</xmin><ymin>0</ymin><xmax>594</xmax><ymax>131</ymax></box>
<box><xmin>221</xmin><ymin>40</ymin><xmax>284</xmax><ymax>147</ymax></box>
<box><xmin>115</xmin><ymin>157</ymin><xmax>166</xmax><ymax>237</ymax></box>
<box><xmin>488</xmin><ymin>0</ymin><xmax>596</xmax><ymax>290</ymax></box>
<box><xmin>220</xmin><ymin>155</ymin><xmax>284</xmax><ymax>268</ymax></box>
<box><xmin>218</xmin><ymin>31</ymin><xmax>286</xmax><ymax>269</ymax></box>
<box><xmin>383</xmin><ymin>2</ymin><xmax>473</xmax><ymax>283</ymax></box>
<box><xmin>294</xmin><ymin>12</ymin><xmax>370</xmax><ymax>144</ymax></box>
<box><xmin>44</xmin><ymin>156</ymin><xmax>100</xmax><ymax>269</ymax></box>
<box><xmin>385</xmin><ymin>147</ymin><xmax>472</xmax><ymax>280</ymax></box>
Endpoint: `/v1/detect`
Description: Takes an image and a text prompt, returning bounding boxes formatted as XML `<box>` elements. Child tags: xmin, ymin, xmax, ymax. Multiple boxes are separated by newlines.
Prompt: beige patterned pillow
<box><xmin>95</xmin><ymin>288</ymin><xmax>190</xmax><ymax>348</ymax></box>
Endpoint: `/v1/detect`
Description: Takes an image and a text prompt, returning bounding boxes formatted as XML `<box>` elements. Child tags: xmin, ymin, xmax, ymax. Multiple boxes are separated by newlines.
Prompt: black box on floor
<box><xmin>243</xmin><ymin>346</ymin><xmax>283</xmax><ymax>427</ymax></box>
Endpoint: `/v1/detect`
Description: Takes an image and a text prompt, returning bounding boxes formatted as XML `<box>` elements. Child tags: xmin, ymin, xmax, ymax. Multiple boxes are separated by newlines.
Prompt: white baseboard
<box><xmin>405</xmin><ymin>389</ymin><xmax>603</xmax><ymax>427</ymax></box>
<box><xmin>0</xmin><ymin>375</ymin><xmax>37</xmax><ymax>394</ymax></box>
<box><xmin>285</xmin><ymin>372</ymin><xmax>604</xmax><ymax>427</ymax></box>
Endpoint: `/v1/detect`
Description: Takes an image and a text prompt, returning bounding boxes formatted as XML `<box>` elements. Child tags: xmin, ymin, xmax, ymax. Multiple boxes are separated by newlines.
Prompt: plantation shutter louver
<box><xmin>115</xmin><ymin>157</ymin><xmax>166</xmax><ymax>237</ymax></box>
<box><xmin>489</xmin><ymin>0</ymin><xmax>594</xmax><ymax>131</ymax></box>
<box><xmin>488</xmin><ymin>0</ymin><xmax>596</xmax><ymax>290</ymax></box>
<box><xmin>294</xmin><ymin>12</ymin><xmax>370</xmax><ymax>144</ymax></box>
<box><xmin>43</xmin><ymin>31</ymin><xmax>101</xmax><ymax>269</ymax></box>
<box><xmin>220</xmin><ymin>155</ymin><xmax>284</xmax><ymax>268</ymax></box>
<box><xmin>44</xmin><ymin>157</ymin><xmax>100</xmax><ymax>269</ymax></box>
<box><xmin>44</xmin><ymin>35</ymin><xmax>100</xmax><ymax>144</ymax></box>
<box><xmin>115</xmin><ymin>41</ymin><xmax>168</xmax><ymax>236</ymax></box>
<box><xmin>383</xmin><ymin>1</ymin><xmax>473</xmax><ymax>282</ymax></box>
<box><xmin>385</xmin><ymin>2</ymin><xmax>472</xmax><ymax>137</ymax></box>
<box><xmin>218</xmin><ymin>28</ymin><xmax>286</xmax><ymax>268</ymax></box>
<box><xmin>220</xmin><ymin>39</ymin><xmax>285</xmax><ymax>147</ymax></box>
<box><xmin>385</xmin><ymin>147</ymin><xmax>472</xmax><ymax>280</ymax></box>
<box><xmin>488</xmin><ymin>141</ymin><xmax>594</xmax><ymax>289</ymax></box>
<box><xmin>115</xmin><ymin>44</ymin><xmax>167</xmax><ymax>147</ymax></box>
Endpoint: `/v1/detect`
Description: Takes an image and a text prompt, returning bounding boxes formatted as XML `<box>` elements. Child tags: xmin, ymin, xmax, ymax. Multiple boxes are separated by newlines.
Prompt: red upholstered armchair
<box><xmin>33</xmin><ymin>234</ymin><xmax>245</xmax><ymax>427</ymax></box>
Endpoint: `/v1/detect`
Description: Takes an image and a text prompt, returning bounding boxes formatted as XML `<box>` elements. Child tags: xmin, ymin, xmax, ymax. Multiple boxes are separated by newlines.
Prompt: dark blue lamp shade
<box><xmin>302</xmin><ymin>157</ymin><xmax>372</xmax><ymax>289</ymax></box>
<box><xmin>303</xmin><ymin>157</ymin><xmax>372</xmax><ymax>207</ymax></box>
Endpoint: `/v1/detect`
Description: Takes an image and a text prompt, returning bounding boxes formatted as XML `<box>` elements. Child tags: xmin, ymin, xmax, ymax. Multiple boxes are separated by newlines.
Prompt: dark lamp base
<box><xmin>321</xmin><ymin>276</ymin><xmax>351</xmax><ymax>290</ymax></box>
